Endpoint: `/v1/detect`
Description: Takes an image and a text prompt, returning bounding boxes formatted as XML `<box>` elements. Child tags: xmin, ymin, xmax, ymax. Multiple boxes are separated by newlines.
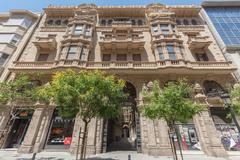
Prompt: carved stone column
<box><xmin>18</xmin><ymin>105</ymin><xmax>46</xmax><ymax>153</ymax></box>
<box><xmin>193</xmin><ymin>83</ymin><xmax>228</xmax><ymax>157</ymax></box>
<box><xmin>69</xmin><ymin>116</ymin><xmax>98</xmax><ymax>155</ymax></box>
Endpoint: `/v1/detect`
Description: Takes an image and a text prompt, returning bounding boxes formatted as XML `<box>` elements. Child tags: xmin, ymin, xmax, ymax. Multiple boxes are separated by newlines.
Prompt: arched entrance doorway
<box><xmin>106</xmin><ymin>82</ymin><xmax>140</xmax><ymax>151</ymax></box>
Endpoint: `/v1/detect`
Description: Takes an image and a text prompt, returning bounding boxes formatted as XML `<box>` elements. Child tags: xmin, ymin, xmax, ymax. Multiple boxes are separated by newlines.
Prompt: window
<box><xmin>37</xmin><ymin>54</ymin><xmax>49</xmax><ymax>61</ymax></box>
<box><xmin>10</xmin><ymin>34</ymin><xmax>21</xmax><ymax>45</ymax></box>
<box><xmin>0</xmin><ymin>52</ymin><xmax>9</xmax><ymax>66</ymax></box>
<box><xmin>101</xmin><ymin>19</ymin><xmax>106</xmax><ymax>26</ymax></box>
<box><xmin>160</xmin><ymin>24</ymin><xmax>169</xmax><ymax>35</ymax></box>
<box><xmin>74</xmin><ymin>25</ymin><xmax>83</xmax><ymax>35</ymax></box>
<box><xmin>157</xmin><ymin>46</ymin><xmax>164</xmax><ymax>60</ymax></box>
<box><xmin>131</xmin><ymin>19</ymin><xmax>136</xmax><ymax>25</ymax></box>
<box><xmin>102</xmin><ymin>54</ymin><xmax>111</xmax><ymax>61</ymax></box>
<box><xmin>183</xmin><ymin>19</ymin><xmax>189</xmax><ymax>25</ymax></box>
<box><xmin>117</xmin><ymin>54</ymin><xmax>127</xmax><ymax>61</ymax></box>
<box><xmin>63</xmin><ymin>19</ymin><xmax>68</xmax><ymax>25</ymax></box>
<box><xmin>133</xmin><ymin>54</ymin><xmax>141</xmax><ymax>61</ymax></box>
<box><xmin>176</xmin><ymin>19</ymin><xmax>181</xmax><ymax>25</ymax></box>
<box><xmin>108</xmin><ymin>19</ymin><xmax>113</xmax><ymax>25</ymax></box>
<box><xmin>166</xmin><ymin>44</ymin><xmax>176</xmax><ymax>60</ymax></box>
<box><xmin>80</xmin><ymin>46</ymin><xmax>86</xmax><ymax>60</ymax></box>
<box><xmin>4</xmin><ymin>17</ymin><xmax>32</xmax><ymax>28</ymax></box>
<box><xmin>55</xmin><ymin>19</ymin><xmax>61</xmax><ymax>25</ymax></box>
<box><xmin>195</xmin><ymin>53</ymin><xmax>209</xmax><ymax>61</ymax></box>
<box><xmin>137</xmin><ymin>19</ymin><xmax>143</xmax><ymax>26</ymax></box>
<box><xmin>191</xmin><ymin>19</ymin><xmax>198</xmax><ymax>25</ymax></box>
<box><xmin>67</xmin><ymin>46</ymin><xmax>78</xmax><ymax>59</ymax></box>
<box><xmin>85</xmin><ymin>25</ymin><xmax>91</xmax><ymax>36</ymax></box>
<box><xmin>152</xmin><ymin>24</ymin><xmax>158</xmax><ymax>33</ymax></box>
<box><xmin>47</xmin><ymin>19</ymin><xmax>53</xmax><ymax>25</ymax></box>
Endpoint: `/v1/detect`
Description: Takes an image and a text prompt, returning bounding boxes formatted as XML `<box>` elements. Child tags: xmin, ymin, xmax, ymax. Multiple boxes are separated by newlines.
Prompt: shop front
<box><xmin>45</xmin><ymin>111</ymin><xmax>74</xmax><ymax>150</ymax></box>
<box><xmin>5</xmin><ymin>110</ymin><xmax>32</xmax><ymax>148</ymax></box>
<box><xmin>211</xmin><ymin>107</ymin><xmax>240</xmax><ymax>151</ymax></box>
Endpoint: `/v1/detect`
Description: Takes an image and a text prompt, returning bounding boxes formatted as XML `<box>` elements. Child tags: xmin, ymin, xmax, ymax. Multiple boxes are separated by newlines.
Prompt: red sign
<box><xmin>64</xmin><ymin>137</ymin><xmax>72</xmax><ymax>145</ymax></box>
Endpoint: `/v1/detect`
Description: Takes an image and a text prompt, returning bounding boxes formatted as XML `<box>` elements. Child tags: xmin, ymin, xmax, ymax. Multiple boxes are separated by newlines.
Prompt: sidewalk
<box><xmin>0</xmin><ymin>149</ymin><xmax>240</xmax><ymax>160</ymax></box>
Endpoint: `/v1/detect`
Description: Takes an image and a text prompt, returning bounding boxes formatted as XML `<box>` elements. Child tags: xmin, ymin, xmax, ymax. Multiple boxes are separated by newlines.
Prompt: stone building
<box><xmin>0</xmin><ymin>10</ymin><xmax>40</xmax><ymax>81</ymax></box>
<box><xmin>0</xmin><ymin>3</ymin><xmax>239</xmax><ymax>157</ymax></box>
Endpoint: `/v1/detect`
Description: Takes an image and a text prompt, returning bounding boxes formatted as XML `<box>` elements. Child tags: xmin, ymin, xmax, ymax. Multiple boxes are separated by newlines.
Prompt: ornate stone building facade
<box><xmin>0</xmin><ymin>3</ymin><xmax>239</xmax><ymax>157</ymax></box>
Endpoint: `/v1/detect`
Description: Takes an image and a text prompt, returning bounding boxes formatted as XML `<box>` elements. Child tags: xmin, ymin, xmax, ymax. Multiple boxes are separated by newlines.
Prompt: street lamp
<box><xmin>219</xmin><ymin>91</ymin><xmax>240</xmax><ymax>133</ymax></box>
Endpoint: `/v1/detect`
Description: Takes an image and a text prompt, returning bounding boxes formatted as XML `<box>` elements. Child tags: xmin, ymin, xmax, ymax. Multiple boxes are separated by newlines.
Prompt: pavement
<box><xmin>0</xmin><ymin>149</ymin><xmax>240</xmax><ymax>160</ymax></box>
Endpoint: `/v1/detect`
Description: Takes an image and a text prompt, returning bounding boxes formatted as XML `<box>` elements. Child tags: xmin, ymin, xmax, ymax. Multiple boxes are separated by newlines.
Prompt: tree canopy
<box><xmin>230</xmin><ymin>83</ymin><xmax>240</xmax><ymax>116</ymax></box>
<box><xmin>141</xmin><ymin>80</ymin><xmax>203</xmax><ymax>127</ymax></box>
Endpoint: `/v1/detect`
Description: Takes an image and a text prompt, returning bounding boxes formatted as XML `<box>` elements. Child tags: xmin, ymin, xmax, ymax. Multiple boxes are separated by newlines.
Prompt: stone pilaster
<box><xmin>18</xmin><ymin>107</ymin><xmax>45</xmax><ymax>153</ymax></box>
<box><xmin>95</xmin><ymin>118</ymin><xmax>104</xmax><ymax>154</ymax></box>
<box><xmin>69</xmin><ymin>116</ymin><xmax>98</xmax><ymax>155</ymax></box>
<box><xmin>140</xmin><ymin>116</ymin><xmax>172</xmax><ymax>156</ymax></box>
<box><xmin>32</xmin><ymin>107</ymin><xmax>54</xmax><ymax>153</ymax></box>
<box><xmin>0</xmin><ymin>109</ymin><xmax>11</xmax><ymax>132</ymax></box>
<box><xmin>194</xmin><ymin>111</ymin><xmax>228</xmax><ymax>157</ymax></box>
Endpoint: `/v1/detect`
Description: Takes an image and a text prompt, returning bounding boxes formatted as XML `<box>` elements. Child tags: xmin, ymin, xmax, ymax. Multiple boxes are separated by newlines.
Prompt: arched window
<box><xmin>47</xmin><ymin>19</ymin><xmax>53</xmax><ymax>25</ymax></box>
<box><xmin>131</xmin><ymin>19</ymin><xmax>136</xmax><ymax>25</ymax></box>
<box><xmin>55</xmin><ymin>19</ymin><xmax>61</xmax><ymax>25</ymax></box>
<box><xmin>183</xmin><ymin>19</ymin><xmax>189</xmax><ymax>25</ymax></box>
<box><xmin>191</xmin><ymin>19</ymin><xmax>197</xmax><ymax>25</ymax></box>
<box><xmin>203</xmin><ymin>80</ymin><xmax>225</xmax><ymax>96</ymax></box>
<box><xmin>176</xmin><ymin>19</ymin><xmax>181</xmax><ymax>25</ymax></box>
<box><xmin>107</xmin><ymin>19</ymin><xmax>113</xmax><ymax>25</ymax></box>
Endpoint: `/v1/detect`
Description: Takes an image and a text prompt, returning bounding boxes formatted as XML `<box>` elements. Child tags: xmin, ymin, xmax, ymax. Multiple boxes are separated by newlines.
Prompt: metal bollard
<box><xmin>128</xmin><ymin>154</ymin><xmax>131</xmax><ymax>160</ymax></box>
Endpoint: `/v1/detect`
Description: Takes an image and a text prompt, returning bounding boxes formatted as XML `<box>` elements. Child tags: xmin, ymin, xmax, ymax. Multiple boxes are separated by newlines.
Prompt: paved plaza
<box><xmin>0</xmin><ymin>150</ymin><xmax>240</xmax><ymax>160</ymax></box>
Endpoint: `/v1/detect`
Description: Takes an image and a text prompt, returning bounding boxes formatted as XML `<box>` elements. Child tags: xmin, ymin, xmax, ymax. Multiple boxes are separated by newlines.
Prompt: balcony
<box><xmin>152</xmin><ymin>34</ymin><xmax>182</xmax><ymax>43</ymax></box>
<box><xmin>188</xmin><ymin>36</ymin><xmax>211</xmax><ymax>50</ymax></box>
<box><xmin>62</xmin><ymin>34</ymin><xmax>92</xmax><ymax>43</ymax></box>
<box><xmin>99</xmin><ymin>36</ymin><xmax>145</xmax><ymax>50</ymax></box>
<box><xmin>10</xmin><ymin>60</ymin><xmax>236</xmax><ymax>75</ymax></box>
<box><xmin>33</xmin><ymin>35</ymin><xmax>57</xmax><ymax>51</ymax></box>
<box><xmin>177</xmin><ymin>25</ymin><xmax>205</xmax><ymax>34</ymax></box>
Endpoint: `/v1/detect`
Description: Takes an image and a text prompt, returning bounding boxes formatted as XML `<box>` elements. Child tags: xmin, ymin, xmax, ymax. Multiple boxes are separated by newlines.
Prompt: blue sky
<box><xmin>0</xmin><ymin>0</ymin><xmax>203</xmax><ymax>12</ymax></box>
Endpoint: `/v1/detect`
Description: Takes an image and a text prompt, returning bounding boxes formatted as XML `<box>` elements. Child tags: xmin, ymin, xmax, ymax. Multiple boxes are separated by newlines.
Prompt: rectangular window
<box><xmin>166</xmin><ymin>44</ymin><xmax>176</xmax><ymax>60</ymax></box>
<box><xmin>80</xmin><ymin>46</ymin><xmax>86</xmax><ymax>60</ymax></box>
<box><xmin>152</xmin><ymin>24</ymin><xmax>158</xmax><ymax>33</ymax></box>
<box><xmin>196</xmin><ymin>53</ymin><xmax>209</xmax><ymax>61</ymax></box>
<box><xmin>0</xmin><ymin>52</ymin><xmax>9</xmax><ymax>66</ymax></box>
<box><xmin>37</xmin><ymin>54</ymin><xmax>49</xmax><ymax>61</ymax></box>
<box><xmin>3</xmin><ymin>17</ymin><xmax>32</xmax><ymax>28</ymax></box>
<box><xmin>160</xmin><ymin>24</ymin><xmax>169</xmax><ymax>35</ymax></box>
<box><xmin>157</xmin><ymin>46</ymin><xmax>164</xmax><ymax>60</ymax></box>
<box><xmin>10</xmin><ymin>34</ymin><xmax>22</xmax><ymax>45</ymax></box>
<box><xmin>74</xmin><ymin>25</ymin><xmax>83</xmax><ymax>35</ymax></box>
<box><xmin>133</xmin><ymin>54</ymin><xmax>141</xmax><ymax>61</ymax></box>
<box><xmin>102</xmin><ymin>54</ymin><xmax>111</xmax><ymax>61</ymax></box>
<box><xmin>85</xmin><ymin>25</ymin><xmax>91</xmax><ymax>36</ymax></box>
<box><xmin>116</xmin><ymin>54</ymin><xmax>127</xmax><ymax>61</ymax></box>
<box><xmin>67</xmin><ymin>46</ymin><xmax>78</xmax><ymax>59</ymax></box>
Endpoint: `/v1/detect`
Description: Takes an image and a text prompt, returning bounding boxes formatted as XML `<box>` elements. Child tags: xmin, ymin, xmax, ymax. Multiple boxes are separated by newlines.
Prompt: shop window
<box><xmin>117</xmin><ymin>54</ymin><xmax>127</xmax><ymax>61</ymax></box>
<box><xmin>183</xmin><ymin>19</ymin><xmax>189</xmax><ymax>25</ymax></box>
<box><xmin>173</xmin><ymin>124</ymin><xmax>200</xmax><ymax>151</ymax></box>
<box><xmin>102</xmin><ymin>54</ymin><xmax>111</xmax><ymax>61</ymax></box>
<box><xmin>67</xmin><ymin>46</ymin><xmax>78</xmax><ymax>59</ymax></box>
<box><xmin>37</xmin><ymin>54</ymin><xmax>49</xmax><ymax>61</ymax></box>
<box><xmin>0</xmin><ymin>52</ymin><xmax>9</xmax><ymax>66</ymax></box>
<box><xmin>132</xmin><ymin>54</ymin><xmax>141</xmax><ymax>61</ymax></box>
<box><xmin>157</xmin><ymin>46</ymin><xmax>164</xmax><ymax>60</ymax></box>
<box><xmin>45</xmin><ymin>112</ymin><xmax>74</xmax><ymax>149</ymax></box>
<box><xmin>195</xmin><ymin>53</ymin><xmax>209</xmax><ymax>61</ymax></box>
<box><xmin>74</xmin><ymin>25</ymin><xmax>83</xmax><ymax>35</ymax></box>
<box><xmin>166</xmin><ymin>44</ymin><xmax>176</xmax><ymax>60</ymax></box>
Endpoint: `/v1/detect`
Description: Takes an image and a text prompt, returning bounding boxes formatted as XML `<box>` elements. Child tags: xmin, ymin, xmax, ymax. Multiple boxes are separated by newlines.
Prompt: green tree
<box><xmin>37</xmin><ymin>70</ymin><xmax>126</xmax><ymax>160</ymax></box>
<box><xmin>230</xmin><ymin>83</ymin><xmax>240</xmax><ymax>116</ymax></box>
<box><xmin>0</xmin><ymin>74</ymin><xmax>38</xmax><ymax>148</ymax></box>
<box><xmin>141</xmin><ymin>80</ymin><xmax>203</xmax><ymax>160</ymax></box>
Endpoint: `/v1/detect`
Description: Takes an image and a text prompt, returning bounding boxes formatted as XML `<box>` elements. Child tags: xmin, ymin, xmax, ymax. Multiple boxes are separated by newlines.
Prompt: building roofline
<box><xmin>9</xmin><ymin>9</ymin><xmax>39</xmax><ymax>19</ymax></box>
<box><xmin>202</xmin><ymin>0</ymin><xmax>240</xmax><ymax>7</ymax></box>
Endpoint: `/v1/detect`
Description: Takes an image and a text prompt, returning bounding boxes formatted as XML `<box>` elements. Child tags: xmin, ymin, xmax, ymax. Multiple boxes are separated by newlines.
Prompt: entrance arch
<box><xmin>106</xmin><ymin>81</ymin><xmax>140</xmax><ymax>151</ymax></box>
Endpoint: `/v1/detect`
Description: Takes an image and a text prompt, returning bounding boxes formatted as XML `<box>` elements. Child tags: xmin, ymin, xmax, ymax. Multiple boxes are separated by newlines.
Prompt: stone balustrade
<box><xmin>12</xmin><ymin>60</ymin><xmax>235</xmax><ymax>72</ymax></box>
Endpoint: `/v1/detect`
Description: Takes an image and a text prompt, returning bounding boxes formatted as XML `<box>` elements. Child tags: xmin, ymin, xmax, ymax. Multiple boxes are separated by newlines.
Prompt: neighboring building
<box><xmin>0</xmin><ymin>10</ymin><xmax>40</xmax><ymax>81</ymax></box>
<box><xmin>201</xmin><ymin>0</ymin><xmax>240</xmax><ymax>80</ymax></box>
<box><xmin>0</xmin><ymin>3</ymin><xmax>238</xmax><ymax>157</ymax></box>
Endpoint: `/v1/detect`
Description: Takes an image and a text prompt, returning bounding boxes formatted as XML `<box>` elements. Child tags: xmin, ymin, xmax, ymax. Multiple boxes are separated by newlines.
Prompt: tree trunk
<box><xmin>175</xmin><ymin>125</ymin><xmax>184</xmax><ymax>160</ymax></box>
<box><xmin>80</xmin><ymin>121</ymin><xmax>89</xmax><ymax>160</ymax></box>
<box><xmin>168</xmin><ymin>127</ymin><xmax>178</xmax><ymax>160</ymax></box>
<box><xmin>76</xmin><ymin>127</ymin><xmax>81</xmax><ymax>160</ymax></box>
